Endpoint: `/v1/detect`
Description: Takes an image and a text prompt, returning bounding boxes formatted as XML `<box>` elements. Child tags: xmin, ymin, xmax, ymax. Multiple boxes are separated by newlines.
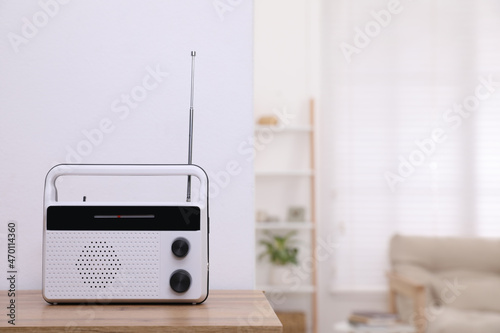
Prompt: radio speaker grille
<box><xmin>45</xmin><ymin>231</ymin><xmax>160</xmax><ymax>299</ymax></box>
<box><xmin>77</xmin><ymin>241</ymin><xmax>120</xmax><ymax>288</ymax></box>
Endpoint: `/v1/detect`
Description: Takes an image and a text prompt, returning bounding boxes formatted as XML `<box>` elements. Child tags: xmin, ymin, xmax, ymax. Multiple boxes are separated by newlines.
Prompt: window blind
<box><xmin>322</xmin><ymin>0</ymin><xmax>500</xmax><ymax>289</ymax></box>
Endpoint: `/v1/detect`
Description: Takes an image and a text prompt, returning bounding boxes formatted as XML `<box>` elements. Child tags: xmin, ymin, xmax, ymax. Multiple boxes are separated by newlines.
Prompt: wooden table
<box><xmin>0</xmin><ymin>290</ymin><xmax>282</xmax><ymax>332</ymax></box>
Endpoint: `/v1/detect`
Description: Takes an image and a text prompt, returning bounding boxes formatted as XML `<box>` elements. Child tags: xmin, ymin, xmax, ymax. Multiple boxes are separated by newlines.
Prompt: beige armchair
<box><xmin>388</xmin><ymin>234</ymin><xmax>500</xmax><ymax>333</ymax></box>
<box><xmin>387</xmin><ymin>272</ymin><xmax>426</xmax><ymax>333</ymax></box>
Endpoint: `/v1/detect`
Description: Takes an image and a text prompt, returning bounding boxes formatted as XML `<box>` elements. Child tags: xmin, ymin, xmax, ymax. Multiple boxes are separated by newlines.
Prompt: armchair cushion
<box><xmin>427</xmin><ymin>307</ymin><xmax>500</xmax><ymax>333</ymax></box>
<box><xmin>390</xmin><ymin>234</ymin><xmax>500</xmax><ymax>272</ymax></box>
<box><xmin>432</xmin><ymin>270</ymin><xmax>500</xmax><ymax>313</ymax></box>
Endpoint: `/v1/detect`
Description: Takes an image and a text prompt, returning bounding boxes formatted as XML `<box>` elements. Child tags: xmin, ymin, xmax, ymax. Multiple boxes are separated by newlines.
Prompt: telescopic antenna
<box><xmin>186</xmin><ymin>51</ymin><xmax>196</xmax><ymax>202</ymax></box>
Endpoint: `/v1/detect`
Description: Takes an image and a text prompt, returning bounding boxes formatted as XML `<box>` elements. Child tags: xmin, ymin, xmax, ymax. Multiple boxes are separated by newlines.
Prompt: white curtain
<box><xmin>321</xmin><ymin>0</ymin><xmax>500</xmax><ymax>289</ymax></box>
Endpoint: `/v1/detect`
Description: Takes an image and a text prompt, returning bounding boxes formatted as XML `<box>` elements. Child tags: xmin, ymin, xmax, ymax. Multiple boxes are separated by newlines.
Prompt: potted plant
<box><xmin>258</xmin><ymin>231</ymin><xmax>299</xmax><ymax>285</ymax></box>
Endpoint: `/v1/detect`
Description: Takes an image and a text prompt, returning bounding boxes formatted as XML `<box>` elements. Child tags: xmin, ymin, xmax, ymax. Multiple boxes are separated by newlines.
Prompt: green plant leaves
<box><xmin>258</xmin><ymin>231</ymin><xmax>299</xmax><ymax>266</ymax></box>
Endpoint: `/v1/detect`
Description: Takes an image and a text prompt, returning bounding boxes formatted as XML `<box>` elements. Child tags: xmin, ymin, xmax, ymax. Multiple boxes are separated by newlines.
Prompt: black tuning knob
<box><xmin>171</xmin><ymin>238</ymin><xmax>190</xmax><ymax>258</ymax></box>
<box><xmin>170</xmin><ymin>269</ymin><xmax>191</xmax><ymax>293</ymax></box>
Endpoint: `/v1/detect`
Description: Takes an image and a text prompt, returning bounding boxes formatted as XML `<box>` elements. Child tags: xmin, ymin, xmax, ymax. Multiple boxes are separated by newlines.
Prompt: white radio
<box><xmin>42</xmin><ymin>52</ymin><xmax>209</xmax><ymax>304</ymax></box>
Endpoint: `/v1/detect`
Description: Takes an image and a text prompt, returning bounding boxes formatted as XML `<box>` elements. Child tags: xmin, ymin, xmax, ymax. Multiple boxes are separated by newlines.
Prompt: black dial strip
<box><xmin>47</xmin><ymin>206</ymin><xmax>200</xmax><ymax>231</ymax></box>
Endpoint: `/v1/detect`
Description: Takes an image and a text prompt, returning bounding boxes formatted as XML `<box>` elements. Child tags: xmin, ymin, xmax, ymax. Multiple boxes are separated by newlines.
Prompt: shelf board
<box><xmin>256</xmin><ymin>222</ymin><xmax>314</xmax><ymax>230</ymax></box>
<box><xmin>255</xmin><ymin>285</ymin><xmax>316</xmax><ymax>294</ymax></box>
<box><xmin>255</xmin><ymin>125</ymin><xmax>312</xmax><ymax>132</ymax></box>
<box><xmin>255</xmin><ymin>170</ymin><xmax>314</xmax><ymax>177</ymax></box>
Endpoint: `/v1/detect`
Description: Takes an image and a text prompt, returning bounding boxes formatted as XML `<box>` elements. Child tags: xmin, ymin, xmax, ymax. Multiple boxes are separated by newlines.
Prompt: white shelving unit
<box><xmin>255</xmin><ymin>99</ymin><xmax>318</xmax><ymax>333</ymax></box>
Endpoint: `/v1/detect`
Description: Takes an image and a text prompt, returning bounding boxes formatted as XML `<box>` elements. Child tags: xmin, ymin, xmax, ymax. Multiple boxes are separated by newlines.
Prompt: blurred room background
<box><xmin>253</xmin><ymin>0</ymin><xmax>500</xmax><ymax>332</ymax></box>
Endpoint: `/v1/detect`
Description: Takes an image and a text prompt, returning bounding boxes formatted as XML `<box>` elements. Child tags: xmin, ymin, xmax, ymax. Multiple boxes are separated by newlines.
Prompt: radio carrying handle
<box><xmin>44</xmin><ymin>164</ymin><xmax>208</xmax><ymax>204</ymax></box>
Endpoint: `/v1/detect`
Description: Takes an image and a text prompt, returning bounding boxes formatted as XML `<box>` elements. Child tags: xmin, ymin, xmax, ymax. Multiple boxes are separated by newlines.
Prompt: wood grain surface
<box><xmin>0</xmin><ymin>290</ymin><xmax>282</xmax><ymax>332</ymax></box>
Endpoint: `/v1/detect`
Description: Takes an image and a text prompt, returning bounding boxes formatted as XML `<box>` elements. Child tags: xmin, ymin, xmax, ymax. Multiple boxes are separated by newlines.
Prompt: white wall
<box><xmin>0</xmin><ymin>0</ymin><xmax>254</xmax><ymax>290</ymax></box>
<box><xmin>254</xmin><ymin>0</ymin><xmax>313</xmax><ymax>124</ymax></box>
